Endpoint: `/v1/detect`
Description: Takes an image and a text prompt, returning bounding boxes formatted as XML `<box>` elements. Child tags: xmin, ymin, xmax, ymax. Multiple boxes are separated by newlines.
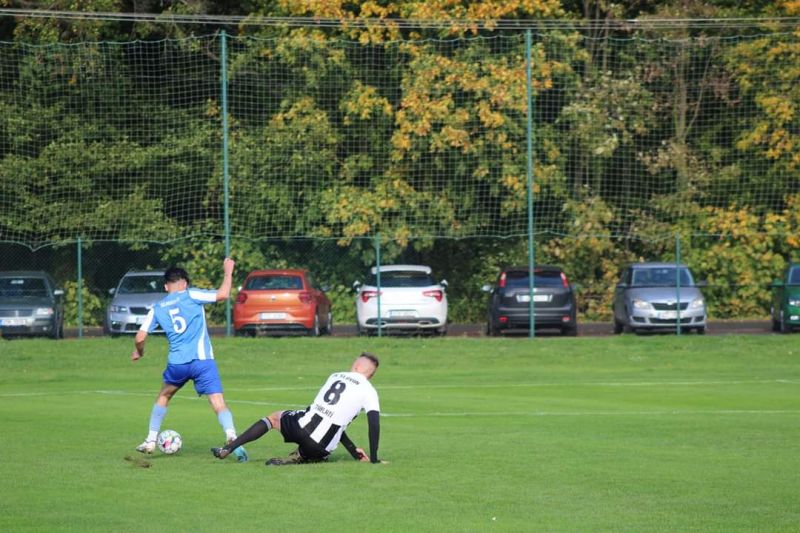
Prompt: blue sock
<box><xmin>218</xmin><ymin>409</ymin><xmax>236</xmax><ymax>439</ymax></box>
<box><xmin>147</xmin><ymin>404</ymin><xmax>167</xmax><ymax>441</ymax></box>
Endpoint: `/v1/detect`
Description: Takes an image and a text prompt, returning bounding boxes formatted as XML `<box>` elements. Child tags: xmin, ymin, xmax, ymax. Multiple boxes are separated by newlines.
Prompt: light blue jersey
<box><xmin>140</xmin><ymin>288</ymin><xmax>217</xmax><ymax>365</ymax></box>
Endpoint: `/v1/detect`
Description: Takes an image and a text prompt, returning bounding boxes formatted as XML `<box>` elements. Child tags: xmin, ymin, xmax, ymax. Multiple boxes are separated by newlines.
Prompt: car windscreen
<box><xmin>505</xmin><ymin>270</ymin><xmax>564</xmax><ymax>288</ymax></box>
<box><xmin>366</xmin><ymin>271</ymin><xmax>435</xmax><ymax>288</ymax></box>
<box><xmin>245</xmin><ymin>275</ymin><xmax>303</xmax><ymax>290</ymax></box>
<box><xmin>790</xmin><ymin>267</ymin><xmax>800</xmax><ymax>285</ymax></box>
<box><xmin>631</xmin><ymin>267</ymin><xmax>693</xmax><ymax>287</ymax></box>
<box><xmin>118</xmin><ymin>275</ymin><xmax>165</xmax><ymax>294</ymax></box>
<box><xmin>0</xmin><ymin>277</ymin><xmax>48</xmax><ymax>298</ymax></box>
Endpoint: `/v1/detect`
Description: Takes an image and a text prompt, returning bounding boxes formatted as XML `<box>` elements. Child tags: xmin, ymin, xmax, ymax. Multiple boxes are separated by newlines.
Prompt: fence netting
<box><xmin>1</xmin><ymin>28</ymin><xmax>799</xmax><ymax>326</ymax></box>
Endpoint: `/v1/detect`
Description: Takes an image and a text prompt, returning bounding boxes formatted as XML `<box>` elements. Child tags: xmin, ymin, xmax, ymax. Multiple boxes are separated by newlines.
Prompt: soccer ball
<box><xmin>157</xmin><ymin>429</ymin><xmax>182</xmax><ymax>455</ymax></box>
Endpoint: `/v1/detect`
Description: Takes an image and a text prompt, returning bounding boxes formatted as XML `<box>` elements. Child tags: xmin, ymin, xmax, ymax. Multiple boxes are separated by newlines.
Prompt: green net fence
<box><xmin>2</xmin><ymin>28</ymin><xmax>800</xmax><ymax>329</ymax></box>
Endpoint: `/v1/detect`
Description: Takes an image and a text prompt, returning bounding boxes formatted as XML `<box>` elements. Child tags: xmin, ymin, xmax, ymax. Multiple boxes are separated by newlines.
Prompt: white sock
<box><xmin>147</xmin><ymin>430</ymin><xmax>158</xmax><ymax>443</ymax></box>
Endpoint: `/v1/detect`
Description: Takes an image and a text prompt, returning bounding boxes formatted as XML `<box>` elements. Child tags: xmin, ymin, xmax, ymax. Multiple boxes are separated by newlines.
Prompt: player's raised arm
<box><xmin>216</xmin><ymin>257</ymin><xmax>235</xmax><ymax>302</ymax></box>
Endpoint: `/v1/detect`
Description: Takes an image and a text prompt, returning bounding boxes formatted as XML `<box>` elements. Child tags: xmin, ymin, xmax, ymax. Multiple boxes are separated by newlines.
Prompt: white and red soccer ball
<box><xmin>157</xmin><ymin>429</ymin><xmax>182</xmax><ymax>455</ymax></box>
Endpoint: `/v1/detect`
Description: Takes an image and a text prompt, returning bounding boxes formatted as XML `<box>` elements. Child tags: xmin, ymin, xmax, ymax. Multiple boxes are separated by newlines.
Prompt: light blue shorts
<box><xmin>162</xmin><ymin>359</ymin><xmax>223</xmax><ymax>396</ymax></box>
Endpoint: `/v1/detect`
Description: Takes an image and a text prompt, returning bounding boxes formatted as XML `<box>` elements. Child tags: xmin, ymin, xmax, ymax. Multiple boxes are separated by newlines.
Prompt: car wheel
<box><xmin>50</xmin><ymin>320</ymin><xmax>63</xmax><ymax>340</ymax></box>
<box><xmin>696</xmin><ymin>326</ymin><xmax>706</xmax><ymax>335</ymax></box>
<box><xmin>561</xmin><ymin>325</ymin><xmax>577</xmax><ymax>337</ymax></box>
<box><xmin>780</xmin><ymin>312</ymin><xmax>790</xmax><ymax>334</ymax></box>
<box><xmin>308</xmin><ymin>313</ymin><xmax>320</xmax><ymax>337</ymax></box>
<box><xmin>324</xmin><ymin>311</ymin><xmax>333</xmax><ymax>335</ymax></box>
<box><xmin>613</xmin><ymin>319</ymin><xmax>624</xmax><ymax>334</ymax></box>
<box><xmin>437</xmin><ymin>324</ymin><xmax>448</xmax><ymax>336</ymax></box>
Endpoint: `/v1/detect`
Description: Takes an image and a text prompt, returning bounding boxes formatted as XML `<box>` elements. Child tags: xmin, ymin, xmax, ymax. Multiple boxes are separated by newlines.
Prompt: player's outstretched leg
<box><xmin>211</xmin><ymin>417</ymin><xmax>272</xmax><ymax>460</ymax></box>
<box><xmin>229</xmin><ymin>439</ymin><xmax>249</xmax><ymax>463</ymax></box>
<box><xmin>215</xmin><ymin>407</ymin><xmax>248</xmax><ymax>462</ymax></box>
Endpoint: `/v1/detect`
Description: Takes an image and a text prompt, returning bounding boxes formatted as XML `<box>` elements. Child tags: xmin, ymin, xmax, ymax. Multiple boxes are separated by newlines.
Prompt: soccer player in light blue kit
<box><xmin>131</xmin><ymin>257</ymin><xmax>247</xmax><ymax>462</ymax></box>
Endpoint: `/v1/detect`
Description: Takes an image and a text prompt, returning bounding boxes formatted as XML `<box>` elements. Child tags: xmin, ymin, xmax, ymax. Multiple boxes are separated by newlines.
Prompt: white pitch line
<box><xmin>0</xmin><ymin>378</ymin><xmax>797</xmax><ymax>399</ymax></box>
<box><xmin>380</xmin><ymin>409</ymin><xmax>800</xmax><ymax>418</ymax></box>
<box><xmin>229</xmin><ymin>378</ymin><xmax>800</xmax><ymax>392</ymax></box>
<box><xmin>1</xmin><ymin>389</ymin><xmax>799</xmax><ymax>418</ymax></box>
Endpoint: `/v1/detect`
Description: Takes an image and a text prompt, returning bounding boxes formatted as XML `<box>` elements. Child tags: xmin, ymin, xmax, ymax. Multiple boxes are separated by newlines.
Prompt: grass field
<box><xmin>1</xmin><ymin>334</ymin><xmax>799</xmax><ymax>532</ymax></box>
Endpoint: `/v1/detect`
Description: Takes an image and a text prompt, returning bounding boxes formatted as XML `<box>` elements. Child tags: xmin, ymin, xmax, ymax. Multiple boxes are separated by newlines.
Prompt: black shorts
<box><xmin>280</xmin><ymin>410</ymin><xmax>330</xmax><ymax>461</ymax></box>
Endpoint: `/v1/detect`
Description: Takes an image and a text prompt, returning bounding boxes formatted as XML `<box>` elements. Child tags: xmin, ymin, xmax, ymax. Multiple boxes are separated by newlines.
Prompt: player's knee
<box><xmin>267</xmin><ymin>411</ymin><xmax>281</xmax><ymax>429</ymax></box>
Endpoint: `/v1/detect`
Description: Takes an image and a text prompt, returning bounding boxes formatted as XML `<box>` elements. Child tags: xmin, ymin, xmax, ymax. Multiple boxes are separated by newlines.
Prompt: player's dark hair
<box><xmin>360</xmin><ymin>352</ymin><xmax>379</xmax><ymax>368</ymax></box>
<box><xmin>164</xmin><ymin>266</ymin><xmax>190</xmax><ymax>285</ymax></box>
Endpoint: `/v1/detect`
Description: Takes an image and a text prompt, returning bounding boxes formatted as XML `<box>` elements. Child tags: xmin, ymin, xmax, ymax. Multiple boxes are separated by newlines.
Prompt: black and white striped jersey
<box><xmin>298</xmin><ymin>371</ymin><xmax>380</xmax><ymax>453</ymax></box>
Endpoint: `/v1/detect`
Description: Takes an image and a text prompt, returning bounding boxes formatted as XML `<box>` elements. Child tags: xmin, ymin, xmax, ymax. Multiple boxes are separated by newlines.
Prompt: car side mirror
<box><xmin>108</xmin><ymin>287</ymin><xmax>116</xmax><ymax>295</ymax></box>
<box><xmin>695</xmin><ymin>280</ymin><xmax>708</xmax><ymax>288</ymax></box>
<box><xmin>772</xmin><ymin>279</ymin><xmax>784</xmax><ymax>288</ymax></box>
<box><xmin>616</xmin><ymin>282</ymin><xmax>628</xmax><ymax>289</ymax></box>
<box><xmin>481</xmin><ymin>284</ymin><xmax>493</xmax><ymax>293</ymax></box>
<box><xmin>352</xmin><ymin>281</ymin><xmax>361</xmax><ymax>292</ymax></box>
<box><xmin>440</xmin><ymin>279</ymin><xmax>448</xmax><ymax>288</ymax></box>
<box><xmin>53</xmin><ymin>289</ymin><xmax>64</xmax><ymax>297</ymax></box>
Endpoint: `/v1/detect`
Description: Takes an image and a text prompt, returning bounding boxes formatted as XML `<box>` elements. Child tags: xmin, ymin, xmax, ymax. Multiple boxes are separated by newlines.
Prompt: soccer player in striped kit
<box><xmin>213</xmin><ymin>352</ymin><xmax>382</xmax><ymax>465</ymax></box>
<box><xmin>131</xmin><ymin>258</ymin><xmax>247</xmax><ymax>462</ymax></box>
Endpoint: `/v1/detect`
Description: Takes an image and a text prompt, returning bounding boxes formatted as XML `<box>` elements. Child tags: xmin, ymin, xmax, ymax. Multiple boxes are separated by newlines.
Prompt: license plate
<box><xmin>659</xmin><ymin>311</ymin><xmax>678</xmax><ymax>319</ymax></box>
<box><xmin>516</xmin><ymin>294</ymin><xmax>552</xmax><ymax>303</ymax></box>
<box><xmin>0</xmin><ymin>318</ymin><xmax>26</xmax><ymax>326</ymax></box>
<box><xmin>389</xmin><ymin>310</ymin><xmax>417</xmax><ymax>318</ymax></box>
<box><xmin>260</xmin><ymin>312</ymin><xmax>286</xmax><ymax>320</ymax></box>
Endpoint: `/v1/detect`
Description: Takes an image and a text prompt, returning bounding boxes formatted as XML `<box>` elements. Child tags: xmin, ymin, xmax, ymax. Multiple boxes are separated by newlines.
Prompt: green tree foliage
<box><xmin>2</xmin><ymin>1</ymin><xmax>800</xmax><ymax>322</ymax></box>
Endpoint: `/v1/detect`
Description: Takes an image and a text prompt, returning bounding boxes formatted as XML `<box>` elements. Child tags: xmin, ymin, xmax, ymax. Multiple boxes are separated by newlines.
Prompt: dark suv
<box><xmin>0</xmin><ymin>271</ymin><xmax>64</xmax><ymax>338</ymax></box>
<box><xmin>482</xmin><ymin>266</ymin><xmax>577</xmax><ymax>336</ymax></box>
<box><xmin>771</xmin><ymin>263</ymin><xmax>800</xmax><ymax>333</ymax></box>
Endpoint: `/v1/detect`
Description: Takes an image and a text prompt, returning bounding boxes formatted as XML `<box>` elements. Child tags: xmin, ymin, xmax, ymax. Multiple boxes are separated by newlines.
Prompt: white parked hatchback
<box><xmin>353</xmin><ymin>265</ymin><xmax>448</xmax><ymax>335</ymax></box>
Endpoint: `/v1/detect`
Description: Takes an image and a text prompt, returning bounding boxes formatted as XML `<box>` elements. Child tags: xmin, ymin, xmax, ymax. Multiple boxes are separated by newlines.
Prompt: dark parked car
<box><xmin>0</xmin><ymin>271</ymin><xmax>64</xmax><ymax>338</ymax></box>
<box><xmin>612</xmin><ymin>262</ymin><xmax>707</xmax><ymax>334</ymax></box>
<box><xmin>771</xmin><ymin>263</ymin><xmax>800</xmax><ymax>333</ymax></box>
<box><xmin>482</xmin><ymin>266</ymin><xmax>577</xmax><ymax>336</ymax></box>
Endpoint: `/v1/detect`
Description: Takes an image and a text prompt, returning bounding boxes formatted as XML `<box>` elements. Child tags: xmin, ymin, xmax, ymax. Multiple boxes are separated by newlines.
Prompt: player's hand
<box><xmin>355</xmin><ymin>447</ymin><xmax>369</xmax><ymax>462</ymax></box>
<box><xmin>223</xmin><ymin>257</ymin><xmax>235</xmax><ymax>275</ymax></box>
<box><xmin>131</xmin><ymin>350</ymin><xmax>142</xmax><ymax>362</ymax></box>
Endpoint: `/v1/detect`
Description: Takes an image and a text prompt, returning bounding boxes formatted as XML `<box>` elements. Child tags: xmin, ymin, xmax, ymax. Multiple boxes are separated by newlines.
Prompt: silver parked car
<box><xmin>104</xmin><ymin>270</ymin><xmax>165</xmax><ymax>336</ymax></box>
<box><xmin>612</xmin><ymin>263</ymin><xmax>707</xmax><ymax>334</ymax></box>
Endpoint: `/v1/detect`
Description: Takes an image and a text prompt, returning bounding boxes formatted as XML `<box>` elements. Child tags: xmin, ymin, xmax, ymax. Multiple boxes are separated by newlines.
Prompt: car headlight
<box><xmin>788</xmin><ymin>299</ymin><xmax>800</xmax><ymax>307</ymax></box>
<box><xmin>35</xmin><ymin>307</ymin><xmax>54</xmax><ymax>317</ymax></box>
<box><xmin>632</xmin><ymin>299</ymin><xmax>653</xmax><ymax>310</ymax></box>
<box><xmin>110</xmin><ymin>305</ymin><xmax>128</xmax><ymax>313</ymax></box>
<box><xmin>690</xmin><ymin>297</ymin><xmax>705</xmax><ymax>309</ymax></box>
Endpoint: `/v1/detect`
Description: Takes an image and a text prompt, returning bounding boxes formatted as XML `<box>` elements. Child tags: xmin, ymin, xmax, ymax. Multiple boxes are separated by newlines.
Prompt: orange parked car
<box><xmin>233</xmin><ymin>269</ymin><xmax>333</xmax><ymax>336</ymax></box>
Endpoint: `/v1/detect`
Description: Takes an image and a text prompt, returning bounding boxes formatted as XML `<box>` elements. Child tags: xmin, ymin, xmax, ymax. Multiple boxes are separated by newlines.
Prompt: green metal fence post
<box><xmin>375</xmin><ymin>233</ymin><xmax>382</xmax><ymax>338</ymax></box>
<box><xmin>526</xmin><ymin>29</ymin><xmax>536</xmax><ymax>338</ymax></box>
<box><xmin>220</xmin><ymin>30</ymin><xmax>232</xmax><ymax>337</ymax></box>
<box><xmin>77</xmin><ymin>237</ymin><xmax>83</xmax><ymax>338</ymax></box>
<box><xmin>675</xmin><ymin>233</ymin><xmax>681</xmax><ymax>336</ymax></box>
